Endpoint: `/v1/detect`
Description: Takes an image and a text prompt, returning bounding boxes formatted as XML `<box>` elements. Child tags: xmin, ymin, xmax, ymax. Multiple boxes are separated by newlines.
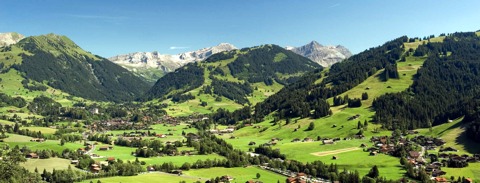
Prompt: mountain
<box><xmin>287</xmin><ymin>41</ymin><xmax>352</xmax><ymax>67</ymax></box>
<box><xmin>0</xmin><ymin>32</ymin><xmax>25</xmax><ymax>47</ymax></box>
<box><xmin>0</xmin><ymin>34</ymin><xmax>149</xmax><ymax>102</ymax></box>
<box><xmin>142</xmin><ymin>44</ymin><xmax>321</xmax><ymax>105</ymax></box>
<box><xmin>109</xmin><ymin>43</ymin><xmax>237</xmax><ymax>83</ymax></box>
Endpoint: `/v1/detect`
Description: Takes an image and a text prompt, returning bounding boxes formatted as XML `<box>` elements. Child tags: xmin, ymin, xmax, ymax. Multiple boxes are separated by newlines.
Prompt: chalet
<box><xmin>322</xmin><ymin>139</ymin><xmax>334</xmax><ymax>145</ymax></box>
<box><xmin>409</xmin><ymin>151</ymin><xmax>420</xmax><ymax>159</ymax></box>
<box><xmin>438</xmin><ymin>153</ymin><xmax>449</xmax><ymax>159</ymax></box>
<box><xmin>287</xmin><ymin>177</ymin><xmax>297</xmax><ymax>183</ymax></box>
<box><xmin>26</xmin><ymin>153</ymin><xmax>39</xmax><ymax>159</ymax></box>
<box><xmin>30</xmin><ymin>138</ymin><xmax>45</xmax><ymax>142</ymax></box>
<box><xmin>107</xmin><ymin>157</ymin><xmax>115</xmax><ymax>161</ymax></box>
<box><xmin>99</xmin><ymin>146</ymin><xmax>109</xmax><ymax>151</ymax></box>
<box><xmin>466</xmin><ymin>178</ymin><xmax>473</xmax><ymax>183</ymax></box>
<box><xmin>156</xmin><ymin>134</ymin><xmax>167</xmax><ymax>138</ymax></box>
<box><xmin>77</xmin><ymin>148</ymin><xmax>86</xmax><ymax>154</ymax></box>
<box><xmin>432</xmin><ymin>170</ymin><xmax>446</xmax><ymax>177</ymax></box>
<box><xmin>91</xmin><ymin>164</ymin><xmax>101</xmax><ymax>173</ymax></box>
<box><xmin>248</xmin><ymin>141</ymin><xmax>256</xmax><ymax>145</ymax></box>
<box><xmin>434</xmin><ymin>177</ymin><xmax>448</xmax><ymax>182</ymax></box>
<box><xmin>302</xmin><ymin>137</ymin><xmax>313</xmax><ymax>142</ymax></box>
<box><xmin>220</xmin><ymin>175</ymin><xmax>234</xmax><ymax>182</ymax></box>
<box><xmin>71</xmin><ymin>160</ymin><xmax>79</xmax><ymax>165</ymax></box>
<box><xmin>147</xmin><ymin>166</ymin><xmax>155</xmax><ymax>171</ymax></box>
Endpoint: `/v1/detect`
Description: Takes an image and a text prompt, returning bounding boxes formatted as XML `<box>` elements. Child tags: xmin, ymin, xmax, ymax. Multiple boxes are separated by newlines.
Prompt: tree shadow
<box><xmin>454</xmin><ymin>128</ymin><xmax>480</xmax><ymax>154</ymax></box>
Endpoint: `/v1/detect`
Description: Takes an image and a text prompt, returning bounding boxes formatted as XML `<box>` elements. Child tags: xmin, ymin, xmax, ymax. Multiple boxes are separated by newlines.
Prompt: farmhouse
<box><xmin>107</xmin><ymin>157</ymin><xmax>115</xmax><ymax>161</ymax></box>
<box><xmin>99</xmin><ymin>146</ymin><xmax>109</xmax><ymax>151</ymax></box>
<box><xmin>221</xmin><ymin>175</ymin><xmax>234</xmax><ymax>182</ymax></box>
<box><xmin>302</xmin><ymin>137</ymin><xmax>313</xmax><ymax>142</ymax></box>
<box><xmin>90</xmin><ymin>164</ymin><xmax>101</xmax><ymax>173</ymax></box>
<box><xmin>147</xmin><ymin>166</ymin><xmax>155</xmax><ymax>171</ymax></box>
<box><xmin>26</xmin><ymin>153</ymin><xmax>39</xmax><ymax>159</ymax></box>
<box><xmin>156</xmin><ymin>134</ymin><xmax>167</xmax><ymax>138</ymax></box>
<box><xmin>322</xmin><ymin>139</ymin><xmax>334</xmax><ymax>145</ymax></box>
<box><xmin>71</xmin><ymin>160</ymin><xmax>79</xmax><ymax>165</ymax></box>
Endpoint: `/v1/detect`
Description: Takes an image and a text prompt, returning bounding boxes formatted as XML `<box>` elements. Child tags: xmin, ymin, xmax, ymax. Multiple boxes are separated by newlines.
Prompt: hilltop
<box><xmin>0</xmin><ymin>34</ymin><xmax>148</xmax><ymax>102</ymax></box>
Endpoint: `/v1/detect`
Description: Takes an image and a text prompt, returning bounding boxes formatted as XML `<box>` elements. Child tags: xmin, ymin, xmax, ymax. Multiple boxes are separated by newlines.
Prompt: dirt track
<box><xmin>310</xmin><ymin>147</ymin><xmax>361</xmax><ymax>157</ymax></box>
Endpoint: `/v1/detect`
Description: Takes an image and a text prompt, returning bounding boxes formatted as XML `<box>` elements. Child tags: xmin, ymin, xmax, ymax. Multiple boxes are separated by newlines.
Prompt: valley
<box><xmin>1</xmin><ymin>31</ymin><xmax>480</xmax><ymax>183</ymax></box>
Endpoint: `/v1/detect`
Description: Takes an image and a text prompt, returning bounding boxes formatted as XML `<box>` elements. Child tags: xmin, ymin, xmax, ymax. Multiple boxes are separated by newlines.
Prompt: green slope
<box><xmin>143</xmin><ymin>44</ymin><xmax>322</xmax><ymax>116</ymax></box>
<box><xmin>0</xmin><ymin>34</ymin><xmax>149</xmax><ymax>102</ymax></box>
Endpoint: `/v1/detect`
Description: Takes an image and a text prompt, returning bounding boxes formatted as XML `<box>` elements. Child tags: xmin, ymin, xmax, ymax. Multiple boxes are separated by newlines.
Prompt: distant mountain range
<box><xmin>109</xmin><ymin>41</ymin><xmax>351</xmax><ymax>83</ymax></box>
<box><xmin>0</xmin><ymin>32</ymin><xmax>25</xmax><ymax>47</ymax></box>
<box><xmin>287</xmin><ymin>41</ymin><xmax>352</xmax><ymax>67</ymax></box>
<box><xmin>108</xmin><ymin>43</ymin><xmax>237</xmax><ymax>83</ymax></box>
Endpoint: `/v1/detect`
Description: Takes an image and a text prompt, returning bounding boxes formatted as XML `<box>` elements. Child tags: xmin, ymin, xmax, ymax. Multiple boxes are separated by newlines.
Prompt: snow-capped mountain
<box><xmin>109</xmin><ymin>43</ymin><xmax>236</xmax><ymax>83</ymax></box>
<box><xmin>287</xmin><ymin>41</ymin><xmax>352</xmax><ymax>67</ymax></box>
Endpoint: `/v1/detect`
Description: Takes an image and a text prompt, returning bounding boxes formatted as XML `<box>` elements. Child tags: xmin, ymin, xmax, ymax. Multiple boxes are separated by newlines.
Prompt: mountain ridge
<box><xmin>287</xmin><ymin>41</ymin><xmax>352</xmax><ymax>67</ymax></box>
<box><xmin>1</xmin><ymin>34</ymin><xmax>149</xmax><ymax>102</ymax></box>
<box><xmin>108</xmin><ymin>43</ymin><xmax>237</xmax><ymax>83</ymax></box>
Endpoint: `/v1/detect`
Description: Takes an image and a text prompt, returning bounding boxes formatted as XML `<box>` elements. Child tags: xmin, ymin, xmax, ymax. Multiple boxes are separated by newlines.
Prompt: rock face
<box><xmin>109</xmin><ymin>43</ymin><xmax>237</xmax><ymax>81</ymax></box>
<box><xmin>0</xmin><ymin>32</ymin><xmax>25</xmax><ymax>47</ymax></box>
<box><xmin>287</xmin><ymin>41</ymin><xmax>352</xmax><ymax>67</ymax></box>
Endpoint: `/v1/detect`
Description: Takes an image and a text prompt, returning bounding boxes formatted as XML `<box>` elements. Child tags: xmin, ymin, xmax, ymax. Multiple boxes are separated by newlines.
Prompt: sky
<box><xmin>1</xmin><ymin>0</ymin><xmax>480</xmax><ymax>57</ymax></box>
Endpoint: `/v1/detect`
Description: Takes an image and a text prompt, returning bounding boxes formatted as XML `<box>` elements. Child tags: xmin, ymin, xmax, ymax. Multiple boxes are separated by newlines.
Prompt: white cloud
<box><xmin>169</xmin><ymin>46</ymin><xmax>189</xmax><ymax>50</ymax></box>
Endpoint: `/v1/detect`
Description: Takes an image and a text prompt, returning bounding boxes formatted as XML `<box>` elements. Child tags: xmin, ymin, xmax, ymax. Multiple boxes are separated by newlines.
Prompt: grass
<box><xmin>79</xmin><ymin>172</ymin><xmax>201</xmax><ymax>183</ymax></box>
<box><xmin>91</xmin><ymin>144</ymin><xmax>225</xmax><ymax>167</ymax></box>
<box><xmin>0</xmin><ymin>69</ymin><xmax>88</xmax><ymax>106</ymax></box>
<box><xmin>21</xmin><ymin>157</ymin><xmax>78</xmax><ymax>172</ymax></box>
<box><xmin>442</xmin><ymin>163</ymin><xmax>480</xmax><ymax>181</ymax></box>
<box><xmin>184</xmin><ymin>166</ymin><xmax>287</xmax><ymax>183</ymax></box>
<box><xmin>22</xmin><ymin>126</ymin><xmax>57</xmax><ymax>134</ymax></box>
<box><xmin>2</xmin><ymin>133</ymin><xmax>83</xmax><ymax>152</ymax></box>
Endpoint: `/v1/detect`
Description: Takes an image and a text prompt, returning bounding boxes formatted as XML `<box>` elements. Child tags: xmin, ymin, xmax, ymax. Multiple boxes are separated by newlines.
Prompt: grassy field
<box><xmin>23</xmin><ymin>126</ymin><xmax>57</xmax><ymax>134</ymax></box>
<box><xmin>184</xmin><ymin>166</ymin><xmax>287</xmax><ymax>183</ymax></box>
<box><xmin>79</xmin><ymin>172</ymin><xmax>201</xmax><ymax>183</ymax></box>
<box><xmin>21</xmin><ymin>157</ymin><xmax>78</xmax><ymax>172</ymax></box>
<box><xmin>1</xmin><ymin>133</ymin><xmax>83</xmax><ymax>152</ymax></box>
<box><xmin>79</xmin><ymin>166</ymin><xmax>286</xmax><ymax>183</ymax></box>
<box><xmin>91</xmin><ymin>144</ymin><xmax>225</xmax><ymax>167</ymax></box>
<box><xmin>442</xmin><ymin>163</ymin><xmax>480</xmax><ymax>181</ymax></box>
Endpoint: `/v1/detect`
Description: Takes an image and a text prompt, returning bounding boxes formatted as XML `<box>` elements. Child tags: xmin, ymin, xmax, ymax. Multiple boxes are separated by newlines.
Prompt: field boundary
<box><xmin>310</xmin><ymin>147</ymin><xmax>361</xmax><ymax>157</ymax></box>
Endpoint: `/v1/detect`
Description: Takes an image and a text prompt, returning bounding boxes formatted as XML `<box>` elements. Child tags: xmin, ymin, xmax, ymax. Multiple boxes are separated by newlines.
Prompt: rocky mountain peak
<box><xmin>288</xmin><ymin>41</ymin><xmax>352</xmax><ymax>67</ymax></box>
<box><xmin>0</xmin><ymin>32</ymin><xmax>25</xmax><ymax>47</ymax></box>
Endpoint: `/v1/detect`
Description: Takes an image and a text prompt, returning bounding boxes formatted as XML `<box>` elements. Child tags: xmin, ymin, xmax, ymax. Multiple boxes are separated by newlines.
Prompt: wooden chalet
<box><xmin>26</xmin><ymin>153</ymin><xmax>39</xmax><ymax>159</ymax></box>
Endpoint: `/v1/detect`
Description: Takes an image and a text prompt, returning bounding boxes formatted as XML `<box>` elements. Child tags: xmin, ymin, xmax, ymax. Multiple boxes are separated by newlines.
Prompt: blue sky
<box><xmin>1</xmin><ymin>0</ymin><xmax>480</xmax><ymax>57</ymax></box>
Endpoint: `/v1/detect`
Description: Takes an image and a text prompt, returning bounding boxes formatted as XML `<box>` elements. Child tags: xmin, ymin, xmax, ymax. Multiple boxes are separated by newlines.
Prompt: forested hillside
<box><xmin>1</xmin><ymin>34</ymin><xmax>149</xmax><ymax>102</ymax></box>
<box><xmin>373</xmin><ymin>32</ymin><xmax>480</xmax><ymax>130</ymax></box>
<box><xmin>142</xmin><ymin>44</ymin><xmax>320</xmax><ymax>104</ymax></box>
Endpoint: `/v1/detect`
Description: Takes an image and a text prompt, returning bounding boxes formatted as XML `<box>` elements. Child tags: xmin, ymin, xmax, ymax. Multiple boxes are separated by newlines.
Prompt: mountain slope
<box><xmin>142</xmin><ymin>44</ymin><xmax>321</xmax><ymax>107</ymax></box>
<box><xmin>109</xmin><ymin>43</ymin><xmax>237</xmax><ymax>83</ymax></box>
<box><xmin>0</xmin><ymin>32</ymin><xmax>25</xmax><ymax>47</ymax></box>
<box><xmin>1</xmin><ymin>34</ymin><xmax>149</xmax><ymax>102</ymax></box>
<box><xmin>287</xmin><ymin>41</ymin><xmax>352</xmax><ymax>67</ymax></box>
